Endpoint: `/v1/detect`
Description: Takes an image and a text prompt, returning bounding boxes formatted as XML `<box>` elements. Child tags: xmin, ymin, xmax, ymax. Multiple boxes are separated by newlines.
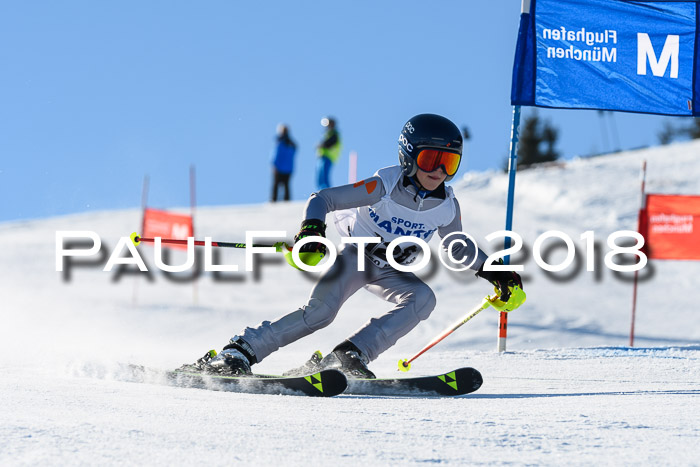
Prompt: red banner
<box><xmin>640</xmin><ymin>194</ymin><xmax>700</xmax><ymax>260</ymax></box>
<box><xmin>142</xmin><ymin>208</ymin><xmax>194</xmax><ymax>250</ymax></box>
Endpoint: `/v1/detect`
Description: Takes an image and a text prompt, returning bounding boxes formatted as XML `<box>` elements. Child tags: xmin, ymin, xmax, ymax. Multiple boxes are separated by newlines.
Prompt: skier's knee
<box><xmin>416</xmin><ymin>287</ymin><xmax>437</xmax><ymax>320</ymax></box>
<box><xmin>404</xmin><ymin>285</ymin><xmax>436</xmax><ymax>321</ymax></box>
<box><xmin>303</xmin><ymin>298</ymin><xmax>339</xmax><ymax>330</ymax></box>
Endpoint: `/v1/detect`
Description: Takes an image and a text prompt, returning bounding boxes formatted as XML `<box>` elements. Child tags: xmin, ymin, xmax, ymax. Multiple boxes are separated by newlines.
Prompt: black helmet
<box><xmin>398</xmin><ymin>113</ymin><xmax>463</xmax><ymax>182</ymax></box>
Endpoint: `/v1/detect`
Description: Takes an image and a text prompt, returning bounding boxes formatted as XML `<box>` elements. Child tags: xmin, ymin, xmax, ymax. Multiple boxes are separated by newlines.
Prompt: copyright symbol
<box><xmin>438</xmin><ymin>232</ymin><xmax>479</xmax><ymax>272</ymax></box>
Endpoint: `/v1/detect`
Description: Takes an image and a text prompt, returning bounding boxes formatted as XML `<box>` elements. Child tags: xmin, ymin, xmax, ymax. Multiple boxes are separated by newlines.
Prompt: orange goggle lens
<box><xmin>415</xmin><ymin>149</ymin><xmax>461</xmax><ymax>176</ymax></box>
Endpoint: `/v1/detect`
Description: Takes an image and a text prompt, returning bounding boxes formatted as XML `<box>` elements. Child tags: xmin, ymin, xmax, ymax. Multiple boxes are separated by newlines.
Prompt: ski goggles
<box><xmin>415</xmin><ymin>149</ymin><xmax>462</xmax><ymax>176</ymax></box>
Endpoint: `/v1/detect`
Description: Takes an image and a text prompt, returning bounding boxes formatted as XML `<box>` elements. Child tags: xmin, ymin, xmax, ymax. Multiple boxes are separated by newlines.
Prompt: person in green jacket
<box><xmin>316</xmin><ymin>117</ymin><xmax>341</xmax><ymax>189</ymax></box>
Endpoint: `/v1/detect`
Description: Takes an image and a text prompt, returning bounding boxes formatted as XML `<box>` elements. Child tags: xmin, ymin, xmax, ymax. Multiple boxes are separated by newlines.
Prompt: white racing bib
<box><xmin>335</xmin><ymin>166</ymin><xmax>456</xmax><ymax>268</ymax></box>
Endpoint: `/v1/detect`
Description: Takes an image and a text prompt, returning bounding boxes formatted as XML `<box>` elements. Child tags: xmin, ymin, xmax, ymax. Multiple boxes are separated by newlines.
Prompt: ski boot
<box><xmin>283</xmin><ymin>350</ymin><xmax>323</xmax><ymax>377</ymax></box>
<box><xmin>287</xmin><ymin>341</ymin><xmax>376</xmax><ymax>379</ymax></box>
<box><xmin>179</xmin><ymin>337</ymin><xmax>256</xmax><ymax>376</ymax></box>
<box><xmin>320</xmin><ymin>346</ymin><xmax>376</xmax><ymax>379</ymax></box>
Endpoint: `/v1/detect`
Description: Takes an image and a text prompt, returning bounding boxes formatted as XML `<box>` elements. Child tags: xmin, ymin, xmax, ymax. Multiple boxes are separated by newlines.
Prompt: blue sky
<box><xmin>0</xmin><ymin>1</ymin><xmax>676</xmax><ymax>222</ymax></box>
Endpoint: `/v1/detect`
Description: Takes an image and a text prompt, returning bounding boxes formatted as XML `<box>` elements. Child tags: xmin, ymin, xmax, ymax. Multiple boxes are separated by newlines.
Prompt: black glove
<box><xmin>475</xmin><ymin>259</ymin><xmax>523</xmax><ymax>302</ymax></box>
<box><xmin>294</xmin><ymin>219</ymin><xmax>327</xmax><ymax>255</ymax></box>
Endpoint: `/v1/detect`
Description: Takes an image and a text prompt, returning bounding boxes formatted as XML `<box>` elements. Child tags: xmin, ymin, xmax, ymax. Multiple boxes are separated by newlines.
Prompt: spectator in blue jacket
<box><xmin>271</xmin><ymin>124</ymin><xmax>297</xmax><ymax>202</ymax></box>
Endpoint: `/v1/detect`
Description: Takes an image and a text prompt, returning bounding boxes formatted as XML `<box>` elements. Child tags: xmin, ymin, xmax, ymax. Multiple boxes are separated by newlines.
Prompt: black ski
<box><xmin>121</xmin><ymin>364</ymin><xmax>347</xmax><ymax>397</ymax></box>
<box><xmin>345</xmin><ymin>367</ymin><xmax>483</xmax><ymax>397</ymax></box>
<box><xmin>169</xmin><ymin>368</ymin><xmax>347</xmax><ymax>397</ymax></box>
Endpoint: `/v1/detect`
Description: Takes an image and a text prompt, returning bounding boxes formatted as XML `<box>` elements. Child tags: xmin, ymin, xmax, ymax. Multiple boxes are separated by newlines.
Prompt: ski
<box><xmin>344</xmin><ymin>367</ymin><xmax>483</xmax><ymax>397</ymax></box>
<box><xmin>169</xmin><ymin>368</ymin><xmax>348</xmax><ymax>397</ymax></box>
<box><xmin>121</xmin><ymin>364</ymin><xmax>347</xmax><ymax>397</ymax></box>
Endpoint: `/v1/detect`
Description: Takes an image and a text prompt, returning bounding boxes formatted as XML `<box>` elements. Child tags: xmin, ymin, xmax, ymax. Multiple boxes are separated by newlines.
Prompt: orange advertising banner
<box><xmin>640</xmin><ymin>194</ymin><xmax>700</xmax><ymax>260</ymax></box>
<box><xmin>141</xmin><ymin>208</ymin><xmax>194</xmax><ymax>250</ymax></box>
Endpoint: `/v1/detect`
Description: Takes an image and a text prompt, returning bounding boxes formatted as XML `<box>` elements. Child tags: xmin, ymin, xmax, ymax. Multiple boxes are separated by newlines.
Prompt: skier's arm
<box><xmin>437</xmin><ymin>199</ymin><xmax>488</xmax><ymax>272</ymax></box>
<box><xmin>303</xmin><ymin>177</ymin><xmax>385</xmax><ymax>221</ymax></box>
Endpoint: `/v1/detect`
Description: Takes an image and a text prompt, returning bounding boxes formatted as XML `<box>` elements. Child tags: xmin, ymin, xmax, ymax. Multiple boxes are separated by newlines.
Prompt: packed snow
<box><xmin>1</xmin><ymin>141</ymin><xmax>699</xmax><ymax>465</ymax></box>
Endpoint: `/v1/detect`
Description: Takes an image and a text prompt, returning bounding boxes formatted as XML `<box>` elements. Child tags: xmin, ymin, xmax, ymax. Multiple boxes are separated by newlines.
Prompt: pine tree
<box><xmin>515</xmin><ymin>111</ymin><xmax>560</xmax><ymax>170</ymax></box>
<box><xmin>657</xmin><ymin>117</ymin><xmax>700</xmax><ymax>144</ymax></box>
<box><xmin>690</xmin><ymin>119</ymin><xmax>700</xmax><ymax>139</ymax></box>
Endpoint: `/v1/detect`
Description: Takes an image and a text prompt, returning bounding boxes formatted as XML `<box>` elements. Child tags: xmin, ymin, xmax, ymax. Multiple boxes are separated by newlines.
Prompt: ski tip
<box><xmin>457</xmin><ymin>367</ymin><xmax>483</xmax><ymax>394</ymax></box>
<box><xmin>306</xmin><ymin>369</ymin><xmax>348</xmax><ymax>397</ymax></box>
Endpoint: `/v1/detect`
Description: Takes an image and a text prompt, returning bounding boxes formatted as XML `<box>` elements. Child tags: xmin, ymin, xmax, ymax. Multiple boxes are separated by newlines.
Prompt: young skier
<box><xmin>187</xmin><ymin>113</ymin><xmax>523</xmax><ymax>378</ymax></box>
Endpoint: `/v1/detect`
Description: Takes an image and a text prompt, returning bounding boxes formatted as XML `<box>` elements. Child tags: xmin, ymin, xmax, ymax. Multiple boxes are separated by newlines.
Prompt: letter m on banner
<box><xmin>142</xmin><ymin>208</ymin><xmax>194</xmax><ymax>250</ymax></box>
<box><xmin>639</xmin><ymin>194</ymin><xmax>700</xmax><ymax>260</ymax></box>
<box><xmin>637</xmin><ymin>33</ymin><xmax>679</xmax><ymax>78</ymax></box>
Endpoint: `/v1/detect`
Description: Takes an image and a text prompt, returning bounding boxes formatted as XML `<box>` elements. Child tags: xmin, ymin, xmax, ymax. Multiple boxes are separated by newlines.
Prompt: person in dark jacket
<box><xmin>271</xmin><ymin>124</ymin><xmax>297</xmax><ymax>202</ymax></box>
<box><xmin>316</xmin><ymin>117</ymin><xmax>341</xmax><ymax>190</ymax></box>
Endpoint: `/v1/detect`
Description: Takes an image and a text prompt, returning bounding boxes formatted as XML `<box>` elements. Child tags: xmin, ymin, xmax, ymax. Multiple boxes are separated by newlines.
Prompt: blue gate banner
<box><xmin>511</xmin><ymin>0</ymin><xmax>700</xmax><ymax>116</ymax></box>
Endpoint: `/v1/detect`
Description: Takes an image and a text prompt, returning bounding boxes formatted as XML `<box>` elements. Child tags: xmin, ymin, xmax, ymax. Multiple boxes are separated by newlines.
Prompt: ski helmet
<box><xmin>398</xmin><ymin>113</ymin><xmax>463</xmax><ymax>182</ymax></box>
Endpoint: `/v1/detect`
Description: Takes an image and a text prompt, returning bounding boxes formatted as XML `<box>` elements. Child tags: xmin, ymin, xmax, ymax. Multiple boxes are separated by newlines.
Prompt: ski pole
<box><xmin>398</xmin><ymin>286</ymin><xmax>526</xmax><ymax>371</ymax></box>
<box><xmin>130</xmin><ymin>232</ymin><xmax>282</xmax><ymax>249</ymax></box>
<box><xmin>129</xmin><ymin>232</ymin><xmax>325</xmax><ymax>270</ymax></box>
<box><xmin>398</xmin><ymin>296</ymin><xmax>494</xmax><ymax>372</ymax></box>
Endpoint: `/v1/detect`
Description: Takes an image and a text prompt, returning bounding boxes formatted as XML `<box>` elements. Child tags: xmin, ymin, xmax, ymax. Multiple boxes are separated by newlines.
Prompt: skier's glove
<box><xmin>294</xmin><ymin>219</ymin><xmax>327</xmax><ymax>255</ymax></box>
<box><xmin>475</xmin><ymin>259</ymin><xmax>523</xmax><ymax>302</ymax></box>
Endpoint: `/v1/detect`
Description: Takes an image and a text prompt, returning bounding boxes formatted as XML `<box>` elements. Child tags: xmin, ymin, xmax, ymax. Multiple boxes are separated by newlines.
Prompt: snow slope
<box><xmin>1</xmin><ymin>141</ymin><xmax>699</xmax><ymax>465</ymax></box>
